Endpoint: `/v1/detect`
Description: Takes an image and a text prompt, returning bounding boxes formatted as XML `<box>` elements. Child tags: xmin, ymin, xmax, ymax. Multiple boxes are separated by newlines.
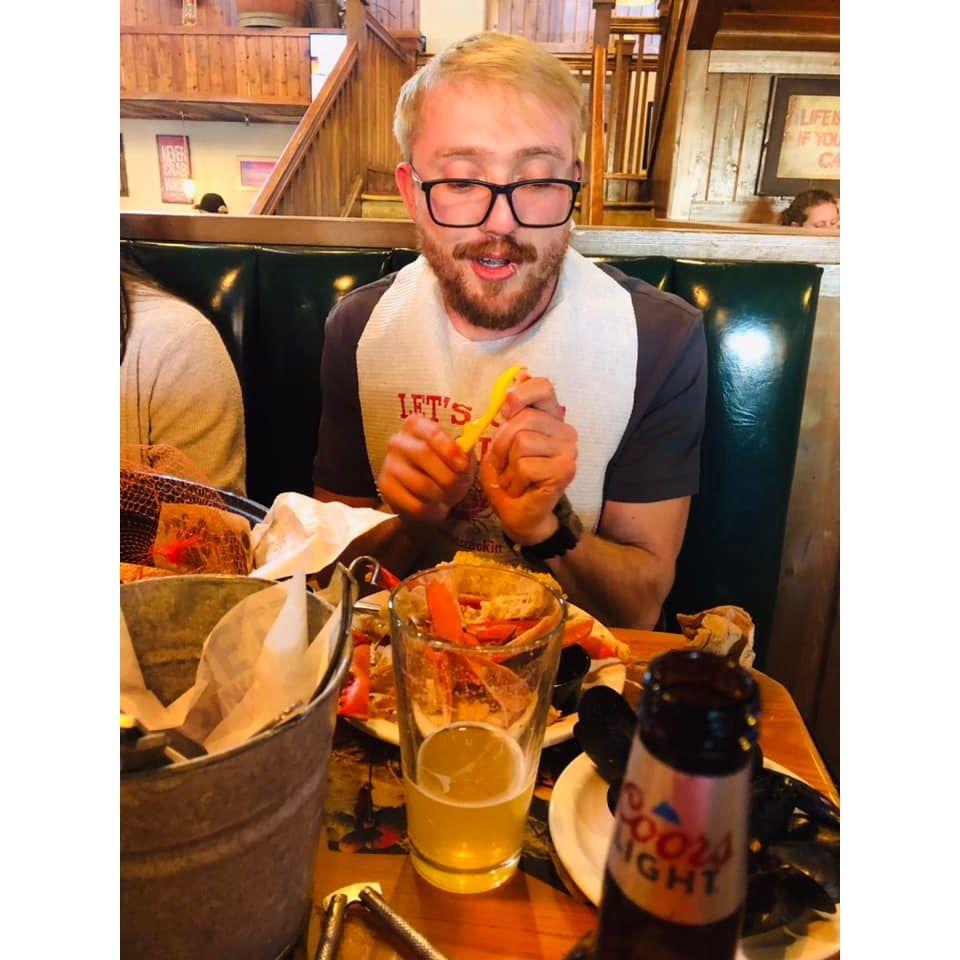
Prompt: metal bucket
<box><xmin>120</xmin><ymin>575</ymin><xmax>353</xmax><ymax>960</ymax></box>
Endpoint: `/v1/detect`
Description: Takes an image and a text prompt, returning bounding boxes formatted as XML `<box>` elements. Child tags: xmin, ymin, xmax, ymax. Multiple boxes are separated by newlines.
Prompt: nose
<box><xmin>481</xmin><ymin>189</ymin><xmax>519</xmax><ymax>234</ymax></box>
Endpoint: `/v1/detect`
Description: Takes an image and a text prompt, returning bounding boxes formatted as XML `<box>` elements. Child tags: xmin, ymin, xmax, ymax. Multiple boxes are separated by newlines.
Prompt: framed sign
<box><xmin>238</xmin><ymin>157</ymin><xmax>277</xmax><ymax>190</ymax></box>
<box><xmin>156</xmin><ymin>134</ymin><xmax>193</xmax><ymax>204</ymax></box>
<box><xmin>120</xmin><ymin>134</ymin><xmax>128</xmax><ymax>197</ymax></box>
<box><xmin>758</xmin><ymin>77</ymin><xmax>839</xmax><ymax>197</ymax></box>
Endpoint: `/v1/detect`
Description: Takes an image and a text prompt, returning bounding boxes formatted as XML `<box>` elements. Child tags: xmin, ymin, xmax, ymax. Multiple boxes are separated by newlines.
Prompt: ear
<box><xmin>574</xmin><ymin>158</ymin><xmax>584</xmax><ymax>181</ymax></box>
<box><xmin>395</xmin><ymin>162</ymin><xmax>420</xmax><ymax>221</ymax></box>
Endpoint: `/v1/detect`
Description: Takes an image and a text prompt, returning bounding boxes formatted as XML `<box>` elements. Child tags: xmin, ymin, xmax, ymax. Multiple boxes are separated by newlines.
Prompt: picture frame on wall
<box><xmin>758</xmin><ymin>77</ymin><xmax>840</xmax><ymax>197</ymax></box>
<box><xmin>156</xmin><ymin>134</ymin><xmax>193</xmax><ymax>204</ymax></box>
<box><xmin>238</xmin><ymin>157</ymin><xmax>277</xmax><ymax>191</ymax></box>
<box><xmin>121</xmin><ymin>134</ymin><xmax>128</xmax><ymax>197</ymax></box>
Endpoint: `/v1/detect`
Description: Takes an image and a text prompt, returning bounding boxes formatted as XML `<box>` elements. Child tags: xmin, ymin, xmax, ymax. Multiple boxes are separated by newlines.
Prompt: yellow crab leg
<box><xmin>456</xmin><ymin>364</ymin><xmax>525</xmax><ymax>453</ymax></box>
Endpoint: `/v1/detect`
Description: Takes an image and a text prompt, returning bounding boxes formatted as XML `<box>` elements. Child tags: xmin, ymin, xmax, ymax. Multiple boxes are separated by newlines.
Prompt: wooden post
<box><xmin>584</xmin><ymin>1</ymin><xmax>614</xmax><ymax>225</ymax></box>
<box><xmin>344</xmin><ymin>0</ymin><xmax>367</xmax><ymax>46</ymax></box>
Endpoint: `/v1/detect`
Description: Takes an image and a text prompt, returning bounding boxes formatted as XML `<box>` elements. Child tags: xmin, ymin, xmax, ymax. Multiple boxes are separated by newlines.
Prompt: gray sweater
<box><xmin>120</xmin><ymin>280</ymin><xmax>247</xmax><ymax>494</ymax></box>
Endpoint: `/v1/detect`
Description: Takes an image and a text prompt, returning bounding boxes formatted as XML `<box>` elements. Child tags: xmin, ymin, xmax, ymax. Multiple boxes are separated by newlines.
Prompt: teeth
<box><xmin>479</xmin><ymin>257</ymin><xmax>509</xmax><ymax>267</ymax></box>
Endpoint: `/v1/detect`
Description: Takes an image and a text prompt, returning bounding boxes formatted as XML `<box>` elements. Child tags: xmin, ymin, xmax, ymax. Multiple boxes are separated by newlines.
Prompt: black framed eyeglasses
<box><xmin>411</xmin><ymin>169</ymin><xmax>581</xmax><ymax>228</ymax></box>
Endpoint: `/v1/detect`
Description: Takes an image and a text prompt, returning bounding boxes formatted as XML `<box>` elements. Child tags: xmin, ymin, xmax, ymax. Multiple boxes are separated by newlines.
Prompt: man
<box><xmin>313</xmin><ymin>32</ymin><xmax>706</xmax><ymax>629</ymax></box>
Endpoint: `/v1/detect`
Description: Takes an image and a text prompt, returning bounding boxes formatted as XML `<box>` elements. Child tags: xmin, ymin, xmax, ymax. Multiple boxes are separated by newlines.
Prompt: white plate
<box><xmin>345</xmin><ymin>597</ymin><xmax>627</xmax><ymax>749</ymax></box>
<box><xmin>549</xmin><ymin>752</ymin><xmax>840</xmax><ymax>960</ymax></box>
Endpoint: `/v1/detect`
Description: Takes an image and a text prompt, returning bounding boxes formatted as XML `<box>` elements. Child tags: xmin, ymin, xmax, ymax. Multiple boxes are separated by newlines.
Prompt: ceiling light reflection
<box><xmin>725</xmin><ymin>327</ymin><xmax>779</xmax><ymax>368</ymax></box>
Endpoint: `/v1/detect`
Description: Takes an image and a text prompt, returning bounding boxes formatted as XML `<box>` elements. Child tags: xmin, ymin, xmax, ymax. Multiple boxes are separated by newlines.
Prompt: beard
<box><xmin>418</xmin><ymin>228</ymin><xmax>569</xmax><ymax>331</ymax></box>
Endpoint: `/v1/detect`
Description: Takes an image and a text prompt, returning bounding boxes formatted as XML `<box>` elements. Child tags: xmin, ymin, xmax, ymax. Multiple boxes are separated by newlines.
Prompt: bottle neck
<box><xmin>637</xmin><ymin>650</ymin><xmax>760</xmax><ymax>776</ymax></box>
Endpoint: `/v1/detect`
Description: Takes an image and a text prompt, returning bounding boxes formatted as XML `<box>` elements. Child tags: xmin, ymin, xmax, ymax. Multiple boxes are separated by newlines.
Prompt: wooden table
<box><xmin>303</xmin><ymin>631</ymin><xmax>839</xmax><ymax>960</ymax></box>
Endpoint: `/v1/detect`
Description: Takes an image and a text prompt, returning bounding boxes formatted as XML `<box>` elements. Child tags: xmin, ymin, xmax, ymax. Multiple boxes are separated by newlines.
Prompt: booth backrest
<box><xmin>121</xmin><ymin>240</ymin><xmax>820</xmax><ymax>663</ymax></box>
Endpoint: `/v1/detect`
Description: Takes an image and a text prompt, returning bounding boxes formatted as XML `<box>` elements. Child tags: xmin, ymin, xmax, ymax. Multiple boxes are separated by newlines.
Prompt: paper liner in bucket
<box><xmin>120</xmin><ymin>574</ymin><xmax>353</xmax><ymax>960</ymax></box>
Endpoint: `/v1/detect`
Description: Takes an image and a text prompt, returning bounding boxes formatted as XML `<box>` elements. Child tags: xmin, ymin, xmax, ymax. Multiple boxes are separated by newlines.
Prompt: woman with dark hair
<box><xmin>779</xmin><ymin>189</ymin><xmax>840</xmax><ymax>230</ymax></box>
<box><xmin>120</xmin><ymin>263</ymin><xmax>247</xmax><ymax>494</ymax></box>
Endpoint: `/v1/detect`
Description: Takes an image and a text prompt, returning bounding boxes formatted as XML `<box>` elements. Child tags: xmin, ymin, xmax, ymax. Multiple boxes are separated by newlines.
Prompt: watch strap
<box><xmin>503</xmin><ymin>497</ymin><xmax>583</xmax><ymax>563</ymax></box>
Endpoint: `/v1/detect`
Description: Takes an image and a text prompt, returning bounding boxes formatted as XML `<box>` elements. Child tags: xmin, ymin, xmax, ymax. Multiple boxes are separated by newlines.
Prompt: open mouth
<box><xmin>470</xmin><ymin>255</ymin><xmax>520</xmax><ymax>282</ymax></box>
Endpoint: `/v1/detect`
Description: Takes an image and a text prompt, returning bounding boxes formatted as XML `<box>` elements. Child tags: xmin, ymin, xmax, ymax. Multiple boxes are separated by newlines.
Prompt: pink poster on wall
<box><xmin>156</xmin><ymin>134</ymin><xmax>193</xmax><ymax>204</ymax></box>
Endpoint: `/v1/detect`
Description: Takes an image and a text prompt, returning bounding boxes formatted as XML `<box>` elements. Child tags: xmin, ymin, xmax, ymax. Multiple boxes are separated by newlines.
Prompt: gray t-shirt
<box><xmin>314</xmin><ymin>256</ymin><xmax>706</xmax><ymax>550</ymax></box>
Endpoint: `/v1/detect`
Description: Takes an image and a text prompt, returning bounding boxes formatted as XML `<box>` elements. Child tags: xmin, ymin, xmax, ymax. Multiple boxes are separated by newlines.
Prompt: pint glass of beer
<box><xmin>389</xmin><ymin>563</ymin><xmax>565</xmax><ymax>893</ymax></box>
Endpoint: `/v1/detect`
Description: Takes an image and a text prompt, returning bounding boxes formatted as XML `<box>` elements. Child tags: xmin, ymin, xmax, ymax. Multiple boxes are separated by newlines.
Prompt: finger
<box><xmin>390</xmin><ymin>431</ymin><xmax>466</xmax><ymax>492</ymax></box>
<box><xmin>488</xmin><ymin>410</ymin><xmax>576</xmax><ymax>467</ymax></box>
<box><xmin>404</xmin><ymin>415</ymin><xmax>470</xmax><ymax>472</ymax></box>
<box><xmin>379</xmin><ymin>480</ymin><xmax>445</xmax><ymax>525</ymax></box>
<box><xmin>383</xmin><ymin>454</ymin><xmax>447</xmax><ymax>504</ymax></box>
<box><xmin>501</xmin><ymin>376</ymin><xmax>565</xmax><ymax>420</ymax></box>
<box><xmin>499</xmin><ymin>456</ymin><xmax>571</xmax><ymax>498</ymax></box>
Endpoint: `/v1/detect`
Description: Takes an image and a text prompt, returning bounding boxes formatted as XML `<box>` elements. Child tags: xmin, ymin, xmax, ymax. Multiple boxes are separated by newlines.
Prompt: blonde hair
<box><xmin>393</xmin><ymin>32</ymin><xmax>585</xmax><ymax>162</ymax></box>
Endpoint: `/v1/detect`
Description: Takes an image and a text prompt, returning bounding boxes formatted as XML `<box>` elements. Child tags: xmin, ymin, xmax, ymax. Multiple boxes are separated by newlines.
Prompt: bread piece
<box><xmin>677</xmin><ymin>605</ymin><xmax>756</xmax><ymax>668</ymax></box>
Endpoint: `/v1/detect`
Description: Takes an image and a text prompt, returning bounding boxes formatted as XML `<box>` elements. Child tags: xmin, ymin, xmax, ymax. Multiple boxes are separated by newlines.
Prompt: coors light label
<box><xmin>606</xmin><ymin>735</ymin><xmax>751</xmax><ymax>925</ymax></box>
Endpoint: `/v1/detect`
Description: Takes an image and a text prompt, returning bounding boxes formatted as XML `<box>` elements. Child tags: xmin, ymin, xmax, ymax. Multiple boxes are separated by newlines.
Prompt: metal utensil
<box><xmin>315</xmin><ymin>882</ymin><xmax>449</xmax><ymax>960</ymax></box>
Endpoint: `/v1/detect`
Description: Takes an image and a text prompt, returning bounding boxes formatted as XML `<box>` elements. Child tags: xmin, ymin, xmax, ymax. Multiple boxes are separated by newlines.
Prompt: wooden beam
<box><xmin>708</xmin><ymin>49</ymin><xmax>840</xmax><ymax>74</ymax></box>
<box><xmin>120</xmin><ymin>25</ymin><xmax>336</xmax><ymax>36</ymax></box>
<box><xmin>120</xmin><ymin>212</ymin><xmax>840</xmax><ymax>269</ymax></box>
<box><xmin>120</xmin><ymin>95</ymin><xmax>307</xmax><ymax>123</ymax></box>
<box><xmin>584</xmin><ymin>42</ymin><xmax>608</xmax><ymax>225</ymax></box>
<box><xmin>686</xmin><ymin>0</ymin><xmax>725</xmax><ymax>50</ymax></box>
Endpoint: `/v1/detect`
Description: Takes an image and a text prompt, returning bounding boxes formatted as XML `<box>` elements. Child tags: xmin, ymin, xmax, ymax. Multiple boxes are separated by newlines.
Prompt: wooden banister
<box><xmin>248</xmin><ymin>2</ymin><xmax>414</xmax><ymax>217</ymax></box>
<box><xmin>251</xmin><ymin>42</ymin><xmax>360</xmax><ymax>214</ymax></box>
<box><xmin>363</xmin><ymin>9</ymin><xmax>409</xmax><ymax>63</ymax></box>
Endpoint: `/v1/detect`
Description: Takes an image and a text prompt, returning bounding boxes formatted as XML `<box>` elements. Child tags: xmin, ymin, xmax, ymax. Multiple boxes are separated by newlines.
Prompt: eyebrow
<box><xmin>435</xmin><ymin>145</ymin><xmax>567</xmax><ymax>162</ymax></box>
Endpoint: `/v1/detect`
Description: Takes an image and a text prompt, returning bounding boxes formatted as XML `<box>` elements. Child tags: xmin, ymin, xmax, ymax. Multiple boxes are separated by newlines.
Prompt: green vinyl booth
<box><xmin>121</xmin><ymin>240</ymin><xmax>820</xmax><ymax>666</ymax></box>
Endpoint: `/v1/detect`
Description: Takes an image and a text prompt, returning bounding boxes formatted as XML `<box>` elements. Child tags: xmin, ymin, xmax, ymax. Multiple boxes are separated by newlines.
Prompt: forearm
<box><xmin>332</xmin><ymin>508</ymin><xmax>430</xmax><ymax>578</ymax></box>
<box><xmin>544</xmin><ymin>533</ymin><xmax>674</xmax><ymax>629</ymax></box>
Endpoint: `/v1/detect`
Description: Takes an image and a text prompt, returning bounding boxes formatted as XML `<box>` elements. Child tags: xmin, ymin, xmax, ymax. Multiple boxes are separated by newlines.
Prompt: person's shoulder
<box><xmin>593</xmin><ymin>261</ymin><xmax>702</xmax><ymax>333</ymax></box>
<box><xmin>126</xmin><ymin>280</ymin><xmax>214</xmax><ymax>347</ymax></box>
<box><xmin>327</xmin><ymin>273</ymin><xmax>399</xmax><ymax>329</ymax></box>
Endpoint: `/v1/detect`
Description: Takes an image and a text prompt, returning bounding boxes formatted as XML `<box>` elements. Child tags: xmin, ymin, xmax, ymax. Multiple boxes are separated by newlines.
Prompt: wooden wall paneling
<box><xmin>183</xmin><ymin>33</ymin><xmax>199</xmax><ymax>94</ymax></box>
<box><xmin>145</xmin><ymin>33</ymin><xmax>162</xmax><ymax>90</ymax></box>
<box><xmin>666</xmin><ymin>49</ymin><xmax>717</xmax><ymax>219</ymax></box>
<box><xmin>271</xmin><ymin>36</ymin><xmax>286</xmax><ymax>98</ymax></box>
<box><xmin>811</xmin><ymin>580</ymin><xmax>839</xmax><ymax>780</ymax></box>
<box><xmin>234</xmin><ymin>35</ymin><xmax>249</xmax><ymax>96</ymax></box>
<box><xmin>209</xmin><ymin>34</ymin><xmax>225</xmax><ymax>95</ymax></box>
<box><xmin>260</xmin><ymin>36</ymin><xmax>275</xmax><ymax>95</ymax></box>
<box><xmin>120</xmin><ymin>34</ymin><xmax>132</xmax><ymax>93</ymax></box>
<box><xmin>154</xmin><ymin>33</ymin><xmax>172</xmax><ymax>94</ymax></box>
<box><xmin>734</xmin><ymin>74</ymin><xmax>771</xmax><ymax>202</ymax></box>
<box><xmin>196</xmin><ymin>34</ymin><xmax>212</xmax><ymax>95</ymax></box>
<box><xmin>766</xmin><ymin>293</ymin><xmax>840</xmax><ymax>727</ymax></box>
<box><xmin>131</xmin><ymin>32</ymin><xmax>150</xmax><ymax>90</ymax></box>
<box><xmin>220</xmin><ymin>34</ymin><xmax>238</xmax><ymax>95</ymax></box>
<box><xmin>284</xmin><ymin>37</ymin><xmax>301</xmax><ymax>99</ymax></box>
<box><xmin>246</xmin><ymin>37</ymin><xmax>263</xmax><ymax>98</ymax></box>
<box><xmin>511</xmin><ymin>0</ymin><xmax>525</xmax><ymax>37</ymax></box>
<box><xmin>536</xmin><ymin>0</ymin><xmax>551</xmax><ymax>41</ymax></box>
<box><xmin>707</xmin><ymin>73</ymin><xmax>749</xmax><ymax>203</ymax></box>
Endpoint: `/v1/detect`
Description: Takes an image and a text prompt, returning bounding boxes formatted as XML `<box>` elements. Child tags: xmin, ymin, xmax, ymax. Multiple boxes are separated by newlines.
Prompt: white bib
<box><xmin>356</xmin><ymin>248</ymin><xmax>638</xmax><ymax>555</ymax></box>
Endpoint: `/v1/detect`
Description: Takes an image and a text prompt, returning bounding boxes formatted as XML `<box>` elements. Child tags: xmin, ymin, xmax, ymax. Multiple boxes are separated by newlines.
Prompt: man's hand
<box><xmin>377</xmin><ymin>414</ymin><xmax>475</xmax><ymax>526</ymax></box>
<box><xmin>479</xmin><ymin>376</ymin><xmax>577</xmax><ymax>544</ymax></box>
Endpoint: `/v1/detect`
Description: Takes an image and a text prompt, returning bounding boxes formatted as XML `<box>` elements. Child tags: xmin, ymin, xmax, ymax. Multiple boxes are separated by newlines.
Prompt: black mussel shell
<box><xmin>750</xmin><ymin>769</ymin><xmax>800</xmax><ymax>842</ymax></box>
<box><xmin>552</xmin><ymin>644</ymin><xmax>592</xmax><ymax>715</ymax></box>
<box><xmin>742</xmin><ymin>864</ymin><xmax>836</xmax><ymax>937</ymax></box>
<box><xmin>606</xmin><ymin>778</ymin><xmax>622</xmax><ymax>816</ymax></box>
<box><xmin>573</xmin><ymin>687</ymin><xmax>636</xmax><ymax>784</ymax></box>
<box><xmin>768</xmin><ymin>835</ymin><xmax>840</xmax><ymax>902</ymax></box>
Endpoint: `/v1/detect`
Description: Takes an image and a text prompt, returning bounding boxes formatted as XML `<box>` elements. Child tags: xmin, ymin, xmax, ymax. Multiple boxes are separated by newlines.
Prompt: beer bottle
<box><xmin>580</xmin><ymin>649</ymin><xmax>760</xmax><ymax>960</ymax></box>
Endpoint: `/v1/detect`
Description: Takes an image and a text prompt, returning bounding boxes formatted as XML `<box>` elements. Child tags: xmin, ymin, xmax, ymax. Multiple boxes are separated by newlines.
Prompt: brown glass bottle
<box><xmin>585</xmin><ymin>649</ymin><xmax>760</xmax><ymax>960</ymax></box>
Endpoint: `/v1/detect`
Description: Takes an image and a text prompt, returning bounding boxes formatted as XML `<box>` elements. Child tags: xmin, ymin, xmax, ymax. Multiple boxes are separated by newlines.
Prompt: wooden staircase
<box><xmin>250</xmin><ymin>1</ymin><xmax>415</xmax><ymax>216</ymax></box>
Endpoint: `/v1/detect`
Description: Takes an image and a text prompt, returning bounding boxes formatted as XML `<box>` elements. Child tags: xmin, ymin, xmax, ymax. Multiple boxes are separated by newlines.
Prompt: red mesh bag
<box><xmin>120</xmin><ymin>444</ymin><xmax>255</xmax><ymax>578</ymax></box>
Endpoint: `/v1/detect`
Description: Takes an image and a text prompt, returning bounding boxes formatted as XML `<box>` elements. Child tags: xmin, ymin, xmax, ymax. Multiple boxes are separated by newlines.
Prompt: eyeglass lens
<box><xmin>429</xmin><ymin>182</ymin><xmax>575</xmax><ymax>226</ymax></box>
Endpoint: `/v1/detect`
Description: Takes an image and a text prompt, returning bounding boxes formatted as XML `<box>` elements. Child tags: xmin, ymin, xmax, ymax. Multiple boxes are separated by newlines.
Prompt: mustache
<box><xmin>452</xmin><ymin>238</ymin><xmax>538</xmax><ymax>264</ymax></box>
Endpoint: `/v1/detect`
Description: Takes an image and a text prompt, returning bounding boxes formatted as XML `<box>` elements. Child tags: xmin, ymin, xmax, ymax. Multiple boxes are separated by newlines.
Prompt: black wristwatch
<box><xmin>503</xmin><ymin>497</ymin><xmax>583</xmax><ymax>565</ymax></box>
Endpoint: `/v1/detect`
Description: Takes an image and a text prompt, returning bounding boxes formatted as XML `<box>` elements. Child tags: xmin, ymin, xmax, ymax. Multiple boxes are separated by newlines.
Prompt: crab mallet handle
<box><xmin>357</xmin><ymin>886</ymin><xmax>449</xmax><ymax>960</ymax></box>
<box><xmin>314</xmin><ymin>893</ymin><xmax>347</xmax><ymax>960</ymax></box>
